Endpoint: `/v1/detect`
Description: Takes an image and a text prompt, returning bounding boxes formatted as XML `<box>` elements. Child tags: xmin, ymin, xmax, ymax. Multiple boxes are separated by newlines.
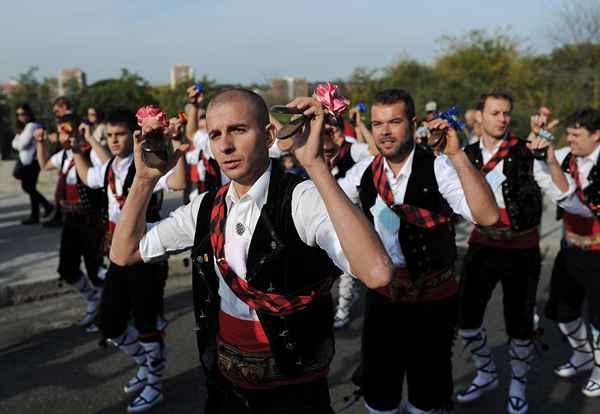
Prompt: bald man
<box><xmin>109</xmin><ymin>88</ymin><xmax>392</xmax><ymax>413</ymax></box>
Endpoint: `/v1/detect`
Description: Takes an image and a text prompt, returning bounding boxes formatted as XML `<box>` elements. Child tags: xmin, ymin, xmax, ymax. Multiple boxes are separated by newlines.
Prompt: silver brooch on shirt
<box><xmin>235</xmin><ymin>222</ymin><xmax>245</xmax><ymax>236</ymax></box>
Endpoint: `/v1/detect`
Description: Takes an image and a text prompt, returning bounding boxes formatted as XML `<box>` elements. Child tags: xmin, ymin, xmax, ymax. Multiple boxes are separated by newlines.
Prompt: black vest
<box><xmin>59</xmin><ymin>150</ymin><xmax>105</xmax><ymax>211</ymax></box>
<box><xmin>102</xmin><ymin>157</ymin><xmax>163</xmax><ymax>223</ymax></box>
<box><xmin>358</xmin><ymin>145</ymin><xmax>456</xmax><ymax>279</ymax></box>
<box><xmin>559</xmin><ymin>152</ymin><xmax>600</xmax><ymax>220</ymax></box>
<box><xmin>333</xmin><ymin>141</ymin><xmax>356</xmax><ymax>179</ymax></box>
<box><xmin>464</xmin><ymin>138</ymin><xmax>542</xmax><ymax>231</ymax></box>
<box><xmin>191</xmin><ymin>162</ymin><xmax>339</xmax><ymax>375</ymax></box>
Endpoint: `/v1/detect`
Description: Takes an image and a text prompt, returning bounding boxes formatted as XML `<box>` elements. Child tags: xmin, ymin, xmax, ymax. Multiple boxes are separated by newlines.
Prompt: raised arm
<box><xmin>34</xmin><ymin>128</ymin><xmax>55</xmax><ymax>171</ymax></box>
<box><xmin>351</xmin><ymin>108</ymin><xmax>378</xmax><ymax>155</ymax></box>
<box><xmin>79</xmin><ymin>123</ymin><xmax>111</xmax><ymax>164</ymax></box>
<box><xmin>110</xmin><ymin>129</ymin><xmax>188</xmax><ymax>266</ymax></box>
<box><xmin>286</xmin><ymin>97</ymin><xmax>392</xmax><ymax>289</ymax></box>
<box><xmin>427</xmin><ymin>119</ymin><xmax>499</xmax><ymax>226</ymax></box>
<box><xmin>185</xmin><ymin>86</ymin><xmax>204</xmax><ymax>141</ymax></box>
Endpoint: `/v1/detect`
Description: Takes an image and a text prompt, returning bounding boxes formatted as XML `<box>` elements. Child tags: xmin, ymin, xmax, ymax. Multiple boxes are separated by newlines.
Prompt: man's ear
<box><xmin>265</xmin><ymin>123</ymin><xmax>277</xmax><ymax>149</ymax></box>
<box><xmin>475</xmin><ymin>111</ymin><xmax>483</xmax><ymax>124</ymax></box>
<box><xmin>593</xmin><ymin>129</ymin><xmax>600</xmax><ymax>143</ymax></box>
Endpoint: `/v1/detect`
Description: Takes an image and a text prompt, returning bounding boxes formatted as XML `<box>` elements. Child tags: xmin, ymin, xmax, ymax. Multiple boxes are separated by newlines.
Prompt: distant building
<box><xmin>0</xmin><ymin>80</ymin><xmax>19</xmax><ymax>96</ymax></box>
<box><xmin>58</xmin><ymin>68</ymin><xmax>86</xmax><ymax>96</ymax></box>
<box><xmin>270</xmin><ymin>77</ymin><xmax>309</xmax><ymax>100</ymax></box>
<box><xmin>170</xmin><ymin>64</ymin><xmax>194</xmax><ymax>89</ymax></box>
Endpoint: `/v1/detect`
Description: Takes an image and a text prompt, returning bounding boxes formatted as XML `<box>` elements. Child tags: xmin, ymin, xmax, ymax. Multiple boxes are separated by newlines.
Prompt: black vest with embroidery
<box><xmin>464</xmin><ymin>139</ymin><xmax>542</xmax><ymax>231</ymax></box>
<box><xmin>358</xmin><ymin>145</ymin><xmax>456</xmax><ymax>279</ymax></box>
<box><xmin>102</xmin><ymin>158</ymin><xmax>163</xmax><ymax>223</ymax></box>
<box><xmin>191</xmin><ymin>162</ymin><xmax>339</xmax><ymax>375</ymax></box>
<box><xmin>333</xmin><ymin>141</ymin><xmax>356</xmax><ymax>179</ymax></box>
<box><xmin>559</xmin><ymin>152</ymin><xmax>600</xmax><ymax>220</ymax></box>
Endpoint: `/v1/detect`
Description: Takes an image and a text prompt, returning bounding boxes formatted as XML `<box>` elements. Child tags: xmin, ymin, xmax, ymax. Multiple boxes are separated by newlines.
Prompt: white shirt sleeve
<box><xmin>350</xmin><ymin>142</ymin><xmax>371</xmax><ymax>163</ymax></box>
<box><xmin>154</xmin><ymin>169</ymin><xmax>175</xmax><ymax>193</ymax></box>
<box><xmin>533</xmin><ymin>158</ymin><xmax>574</xmax><ymax>202</ymax></box>
<box><xmin>337</xmin><ymin>156</ymin><xmax>373</xmax><ymax>204</ymax></box>
<box><xmin>50</xmin><ymin>150</ymin><xmax>65</xmax><ymax>170</ymax></box>
<box><xmin>139</xmin><ymin>192</ymin><xmax>207</xmax><ymax>263</ymax></box>
<box><xmin>434</xmin><ymin>154</ymin><xmax>476</xmax><ymax>223</ymax></box>
<box><xmin>11</xmin><ymin>123</ymin><xmax>36</xmax><ymax>151</ymax></box>
<box><xmin>86</xmin><ymin>160</ymin><xmax>110</xmax><ymax>189</ymax></box>
<box><xmin>290</xmin><ymin>181</ymin><xmax>352</xmax><ymax>275</ymax></box>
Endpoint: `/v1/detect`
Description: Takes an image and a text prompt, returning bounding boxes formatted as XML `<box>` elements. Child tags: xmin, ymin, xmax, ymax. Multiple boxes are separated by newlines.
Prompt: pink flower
<box><xmin>538</xmin><ymin>106</ymin><xmax>551</xmax><ymax>117</ymax></box>
<box><xmin>136</xmin><ymin>106</ymin><xmax>168</xmax><ymax>131</ymax></box>
<box><xmin>313</xmin><ymin>82</ymin><xmax>350</xmax><ymax>118</ymax></box>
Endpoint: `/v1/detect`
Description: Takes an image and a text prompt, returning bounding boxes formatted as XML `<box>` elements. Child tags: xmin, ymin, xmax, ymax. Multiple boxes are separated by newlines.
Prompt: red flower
<box><xmin>136</xmin><ymin>105</ymin><xmax>168</xmax><ymax>132</ymax></box>
<box><xmin>313</xmin><ymin>82</ymin><xmax>350</xmax><ymax>118</ymax></box>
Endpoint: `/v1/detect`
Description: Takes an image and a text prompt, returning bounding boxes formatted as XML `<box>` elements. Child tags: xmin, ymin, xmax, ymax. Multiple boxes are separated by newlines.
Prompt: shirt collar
<box><xmin>581</xmin><ymin>144</ymin><xmax>600</xmax><ymax>166</ymax></box>
<box><xmin>113</xmin><ymin>154</ymin><xmax>134</xmax><ymax>173</ymax></box>
<box><xmin>382</xmin><ymin>147</ymin><xmax>415</xmax><ymax>181</ymax></box>
<box><xmin>479</xmin><ymin>137</ymin><xmax>502</xmax><ymax>155</ymax></box>
<box><xmin>225</xmin><ymin>161</ymin><xmax>272</xmax><ymax>211</ymax></box>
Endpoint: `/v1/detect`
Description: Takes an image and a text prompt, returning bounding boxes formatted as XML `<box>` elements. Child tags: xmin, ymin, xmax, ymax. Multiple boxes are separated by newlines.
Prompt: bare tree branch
<box><xmin>550</xmin><ymin>0</ymin><xmax>600</xmax><ymax>45</ymax></box>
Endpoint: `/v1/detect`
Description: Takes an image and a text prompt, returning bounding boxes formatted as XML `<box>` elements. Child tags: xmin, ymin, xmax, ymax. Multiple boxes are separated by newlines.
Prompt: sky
<box><xmin>2</xmin><ymin>0</ymin><xmax>566</xmax><ymax>86</ymax></box>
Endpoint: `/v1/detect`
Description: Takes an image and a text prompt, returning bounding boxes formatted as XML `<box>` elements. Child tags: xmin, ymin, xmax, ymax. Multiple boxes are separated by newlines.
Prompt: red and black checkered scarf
<box><xmin>106</xmin><ymin>166</ymin><xmax>126</xmax><ymax>210</ymax></box>
<box><xmin>568</xmin><ymin>155</ymin><xmax>600</xmax><ymax>213</ymax></box>
<box><xmin>371</xmin><ymin>154</ymin><xmax>449</xmax><ymax>228</ymax></box>
<box><xmin>209</xmin><ymin>184</ymin><xmax>328</xmax><ymax>315</ymax></box>
<box><xmin>480</xmin><ymin>135</ymin><xmax>519</xmax><ymax>175</ymax></box>
<box><xmin>330</xmin><ymin>140</ymin><xmax>352</xmax><ymax>169</ymax></box>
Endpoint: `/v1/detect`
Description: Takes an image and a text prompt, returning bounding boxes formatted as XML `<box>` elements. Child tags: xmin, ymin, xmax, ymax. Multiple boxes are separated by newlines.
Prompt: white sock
<box><xmin>559</xmin><ymin>319</ymin><xmax>593</xmax><ymax>367</ymax></box>
<box><xmin>364</xmin><ymin>401</ymin><xmax>400</xmax><ymax>414</ymax></box>
<box><xmin>336</xmin><ymin>273</ymin><xmax>356</xmax><ymax>320</ymax></box>
<box><xmin>509</xmin><ymin>338</ymin><xmax>534</xmax><ymax>402</ymax></box>
<box><xmin>135</xmin><ymin>341</ymin><xmax>165</xmax><ymax>402</ymax></box>
<box><xmin>460</xmin><ymin>328</ymin><xmax>497</xmax><ymax>385</ymax></box>
<box><xmin>590</xmin><ymin>326</ymin><xmax>600</xmax><ymax>383</ymax></box>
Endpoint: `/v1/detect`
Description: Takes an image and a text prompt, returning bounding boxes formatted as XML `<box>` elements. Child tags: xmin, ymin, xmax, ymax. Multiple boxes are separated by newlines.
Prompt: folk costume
<box><xmin>139</xmin><ymin>161</ymin><xmax>353</xmax><ymax>414</ymax></box>
<box><xmin>339</xmin><ymin>144</ymin><xmax>477</xmax><ymax>414</ymax></box>
<box><xmin>86</xmin><ymin>153</ymin><xmax>173</xmax><ymax>413</ymax></box>
<box><xmin>546</xmin><ymin>145</ymin><xmax>600</xmax><ymax>398</ymax></box>
<box><xmin>459</xmin><ymin>135</ymin><xmax>570</xmax><ymax>414</ymax></box>
<box><xmin>51</xmin><ymin>147</ymin><xmax>105</xmax><ymax>328</ymax></box>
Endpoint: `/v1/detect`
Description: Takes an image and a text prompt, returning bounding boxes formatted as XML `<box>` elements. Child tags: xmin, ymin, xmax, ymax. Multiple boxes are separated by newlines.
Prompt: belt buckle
<box><xmin>218</xmin><ymin>349</ymin><xmax>268</xmax><ymax>385</ymax></box>
<box><xmin>390</xmin><ymin>278</ymin><xmax>417</xmax><ymax>302</ymax></box>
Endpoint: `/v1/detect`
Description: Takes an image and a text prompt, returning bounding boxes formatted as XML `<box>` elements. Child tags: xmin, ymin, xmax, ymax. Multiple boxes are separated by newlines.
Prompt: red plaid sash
<box><xmin>371</xmin><ymin>155</ymin><xmax>449</xmax><ymax>228</ymax></box>
<box><xmin>568</xmin><ymin>156</ymin><xmax>600</xmax><ymax>213</ymax></box>
<box><xmin>198</xmin><ymin>151</ymin><xmax>221</xmax><ymax>193</ymax></box>
<box><xmin>210</xmin><ymin>184</ymin><xmax>328</xmax><ymax>315</ymax></box>
<box><xmin>331</xmin><ymin>140</ymin><xmax>351</xmax><ymax>169</ymax></box>
<box><xmin>480</xmin><ymin>135</ymin><xmax>519</xmax><ymax>175</ymax></box>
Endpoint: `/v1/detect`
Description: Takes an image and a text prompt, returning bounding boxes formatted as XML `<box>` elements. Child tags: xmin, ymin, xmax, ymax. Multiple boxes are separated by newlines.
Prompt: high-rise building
<box><xmin>170</xmin><ymin>64</ymin><xmax>194</xmax><ymax>89</ymax></box>
<box><xmin>58</xmin><ymin>68</ymin><xmax>86</xmax><ymax>96</ymax></box>
<box><xmin>270</xmin><ymin>77</ymin><xmax>309</xmax><ymax>100</ymax></box>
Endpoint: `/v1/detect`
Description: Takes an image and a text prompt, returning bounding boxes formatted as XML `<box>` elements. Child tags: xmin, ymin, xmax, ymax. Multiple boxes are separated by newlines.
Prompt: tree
<box><xmin>550</xmin><ymin>0</ymin><xmax>600</xmax><ymax>46</ymax></box>
<box><xmin>0</xmin><ymin>91</ymin><xmax>13</xmax><ymax>159</ymax></box>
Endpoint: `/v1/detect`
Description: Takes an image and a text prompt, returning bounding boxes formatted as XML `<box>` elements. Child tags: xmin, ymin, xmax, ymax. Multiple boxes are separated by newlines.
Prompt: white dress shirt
<box><xmin>478</xmin><ymin>139</ymin><xmax>571</xmax><ymax>209</ymax></box>
<box><xmin>140</xmin><ymin>162</ymin><xmax>352</xmax><ymax>322</ymax></box>
<box><xmin>86</xmin><ymin>154</ymin><xmax>173</xmax><ymax>225</ymax></box>
<box><xmin>50</xmin><ymin>148</ymin><xmax>103</xmax><ymax>184</ymax></box>
<box><xmin>12</xmin><ymin>122</ymin><xmax>40</xmax><ymax>165</ymax></box>
<box><xmin>338</xmin><ymin>148</ymin><xmax>476</xmax><ymax>267</ymax></box>
<box><xmin>554</xmin><ymin>145</ymin><xmax>600</xmax><ymax>218</ymax></box>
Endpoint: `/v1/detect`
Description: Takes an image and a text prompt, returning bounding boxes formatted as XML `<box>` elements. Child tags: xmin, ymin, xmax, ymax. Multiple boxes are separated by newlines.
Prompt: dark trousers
<box><xmin>204</xmin><ymin>371</ymin><xmax>333</xmax><ymax>414</ymax></box>
<box><xmin>57</xmin><ymin>212</ymin><xmax>104</xmax><ymax>287</ymax></box>
<box><xmin>20</xmin><ymin>161</ymin><xmax>51</xmax><ymax>219</ymax></box>
<box><xmin>98</xmin><ymin>261</ymin><xmax>168</xmax><ymax>339</ymax></box>
<box><xmin>458</xmin><ymin>244</ymin><xmax>541</xmax><ymax>339</ymax></box>
<box><xmin>360</xmin><ymin>290</ymin><xmax>457</xmax><ymax>411</ymax></box>
<box><xmin>545</xmin><ymin>246</ymin><xmax>600</xmax><ymax>330</ymax></box>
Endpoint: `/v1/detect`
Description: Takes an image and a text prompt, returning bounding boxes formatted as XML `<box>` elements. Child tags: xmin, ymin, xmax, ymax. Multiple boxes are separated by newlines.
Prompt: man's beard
<box><xmin>378</xmin><ymin>135</ymin><xmax>414</xmax><ymax>163</ymax></box>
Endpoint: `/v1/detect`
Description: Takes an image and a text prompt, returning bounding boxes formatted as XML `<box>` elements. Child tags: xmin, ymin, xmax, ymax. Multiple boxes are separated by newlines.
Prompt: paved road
<box><xmin>1</xmin><ymin>192</ymin><xmax>600</xmax><ymax>413</ymax></box>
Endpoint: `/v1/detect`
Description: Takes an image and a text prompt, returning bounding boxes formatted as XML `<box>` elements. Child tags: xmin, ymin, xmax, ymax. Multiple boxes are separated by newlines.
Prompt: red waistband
<box><xmin>470</xmin><ymin>208</ymin><xmax>539</xmax><ymax>249</ymax></box>
<box><xmin>374</xmin><ymin>266</ymin><xmax>458</xmax><ymax>303</ymax></box>
<box><xmin>563</xmin><ymin>211</ymin><xmax>600</xmax><ymax>250</ymax></box>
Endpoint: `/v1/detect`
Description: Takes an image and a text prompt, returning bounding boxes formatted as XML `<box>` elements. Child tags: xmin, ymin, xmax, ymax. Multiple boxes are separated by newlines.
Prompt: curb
<box><xmin>0</xmin><ymin>243</ymin><xmax>562</xmax><ymax>308</ymax></box>
<box><xmin>0</xmin><ymin>255</ymin><xmax>193</xmax><ymax>308</ymax></box>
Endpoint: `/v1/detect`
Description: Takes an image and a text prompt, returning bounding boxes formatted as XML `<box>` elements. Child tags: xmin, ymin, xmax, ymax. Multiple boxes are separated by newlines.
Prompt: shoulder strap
<box><xmin>103</xmin><ymin>157</ymin><xmax>116</xmax><ymax>192</ymax></box>
<box><xmin>122</xmin><ymin>161</ymin><xmax>137</xmax><ymax>198</ymax></box>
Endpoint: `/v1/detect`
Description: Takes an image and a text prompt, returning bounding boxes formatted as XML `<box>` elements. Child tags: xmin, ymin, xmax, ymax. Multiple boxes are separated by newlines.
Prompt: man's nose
<box><xmin>217</xmin><ymin>134</ymin><xmax>235</xmax><ymax>154</ymax></box>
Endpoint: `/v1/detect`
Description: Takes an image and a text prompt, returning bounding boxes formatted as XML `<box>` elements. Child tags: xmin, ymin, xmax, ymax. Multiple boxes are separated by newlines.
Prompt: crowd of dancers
<box><xmin>10</xmin><ymin>82</ymin><xmax>600</xmax><ymax>414</ymax></box>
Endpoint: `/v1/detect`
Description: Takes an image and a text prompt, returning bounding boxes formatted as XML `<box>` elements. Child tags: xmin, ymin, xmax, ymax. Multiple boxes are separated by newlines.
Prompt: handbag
<box><xmin>12</xmin><ymin>159</ymin><xmax>25</xmax><ymax>180</ymax></box>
